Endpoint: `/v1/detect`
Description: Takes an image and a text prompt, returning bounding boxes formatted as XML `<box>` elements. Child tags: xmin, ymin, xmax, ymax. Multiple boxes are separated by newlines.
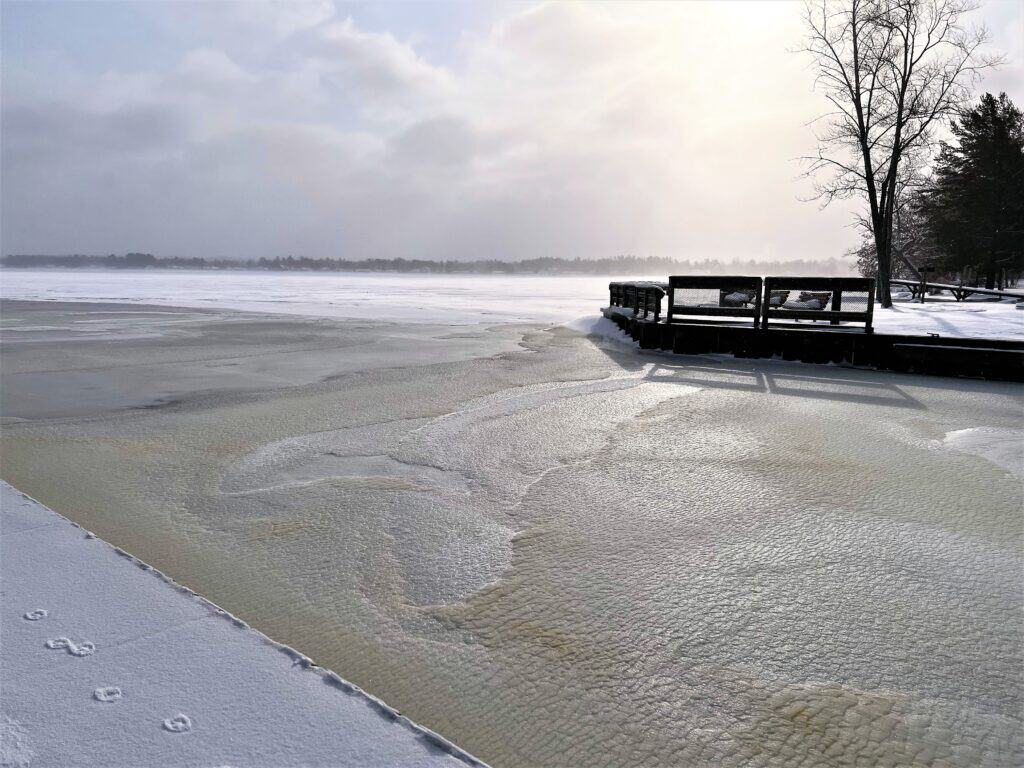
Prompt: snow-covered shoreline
<box><xmin>0</xmin><ymin>481</ymin><xmax>486</xmax><ymax>768</ymax></box>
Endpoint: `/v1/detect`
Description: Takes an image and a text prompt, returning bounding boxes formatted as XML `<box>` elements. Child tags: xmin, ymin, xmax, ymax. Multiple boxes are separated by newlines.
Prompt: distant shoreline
<box><xmin>0</xmin><ymin>253</ymin><xmax>856</xmax><ymax>277</ymax></box>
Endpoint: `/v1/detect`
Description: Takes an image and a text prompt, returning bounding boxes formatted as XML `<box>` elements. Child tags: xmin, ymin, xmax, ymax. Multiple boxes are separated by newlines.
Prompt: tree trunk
<box><xmin>985</xmin><ymin>247</ymin><xmax>997</xmax><ymax>289</ymax></box>
<box><xmin>876</xmin><ymin>253</ymin><xmax>893</xmax><ymax>306</ymax></box>
<box><xmin>873</xmin><ymin>224</ymin><xmax>894</xmax><ymax>308</ymax></box>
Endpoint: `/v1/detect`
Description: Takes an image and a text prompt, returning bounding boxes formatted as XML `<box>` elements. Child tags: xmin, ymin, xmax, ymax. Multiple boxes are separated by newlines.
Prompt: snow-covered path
<box><xmin>0</xmin><ymin>482</ymin><xmax>484</xmax><ymax>768</ymax></box>
<box><xmin>872</xmin><ymin>298</ymin><xmax>1022</xmax><ymax>339</ymax></box>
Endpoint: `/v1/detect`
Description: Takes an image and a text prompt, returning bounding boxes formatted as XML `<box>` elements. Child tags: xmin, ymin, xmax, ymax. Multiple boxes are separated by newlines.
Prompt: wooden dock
<box><xmin>602</xmin><ymin>307</ymin><xmax>1024</xmax><ymax>383</ymax></box>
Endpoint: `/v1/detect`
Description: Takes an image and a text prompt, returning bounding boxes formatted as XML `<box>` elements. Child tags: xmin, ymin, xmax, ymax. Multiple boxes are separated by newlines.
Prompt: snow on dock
<box><xmin>0</xmin><ymin>482</ymin><xmax>485</xmax><ymax>768</ymax></box>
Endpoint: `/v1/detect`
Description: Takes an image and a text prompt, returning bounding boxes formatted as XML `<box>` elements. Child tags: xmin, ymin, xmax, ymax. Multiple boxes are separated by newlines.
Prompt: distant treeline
<box><xmin>2</xmin><ymin>253</ymin><xmax>853</xmax><ymax>276</ymax></box>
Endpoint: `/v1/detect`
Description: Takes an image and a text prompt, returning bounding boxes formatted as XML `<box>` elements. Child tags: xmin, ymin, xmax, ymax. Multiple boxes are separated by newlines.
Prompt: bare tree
<box><xmin>849</xmin><ymin>193</ymin><xmax>941</xmax><ymax>281</ymax></box>
<box><xmin>801</xmin><ymin>0</ymin><xmax>998</xmax><ymax>306</ymax></box>
<box><xmin>850</xmin><ymin>142</ymin><xmax>935</xmax><ymax>278</ymax></box>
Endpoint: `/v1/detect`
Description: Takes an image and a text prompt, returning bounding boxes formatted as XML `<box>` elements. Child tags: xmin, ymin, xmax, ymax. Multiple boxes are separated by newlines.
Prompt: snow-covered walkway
<box><xmin>872</xmin><ymin>299</ymin><xmax>1022</xmax><ymax>339</ymax></box>
<box><xmin>0</xmin><ymin>482</ymin><xmax>484</xmax><ymax>768</ymax></box>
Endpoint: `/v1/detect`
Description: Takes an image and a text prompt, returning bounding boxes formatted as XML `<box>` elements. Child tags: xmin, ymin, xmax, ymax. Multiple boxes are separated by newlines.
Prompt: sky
<box><xmin>1</xmin><ymin>0</ymin><xmax>1021</xmax><ymax>263</ymax></box>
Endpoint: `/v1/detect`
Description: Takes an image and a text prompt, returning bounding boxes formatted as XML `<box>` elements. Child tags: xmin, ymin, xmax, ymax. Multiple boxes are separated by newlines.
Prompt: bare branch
<box><xmin>799</xmin><ymin>0</ymin><xmax>1000</xmax><ymax>305</ymax></box>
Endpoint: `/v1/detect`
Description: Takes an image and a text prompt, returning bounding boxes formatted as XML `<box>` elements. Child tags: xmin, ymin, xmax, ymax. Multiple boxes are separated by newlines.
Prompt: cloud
<box><xmin>3</xmin><ymin>100</ymin><xmax>187</xmax><ymax>163</ymax></box>
<box><xmin>2</xmin><ymin>0</ymin><xmax>1016</xmax><ymax>262</ymax></box>
<box><xmin>177</xmin><ymin>48</ymin><xmax>252</xmax><ymax>87</ymax></box>
<box><xmin>310</xmin><ymin>17</ymin><xmax>453</xmax><ymax>98</ymax></box>
<box><xmin>159</xmin><ymin>0</ymin><xmax>335</xmax><ymax>46</ymax></box>
<box><xmin>387</xmin><ymin>116</ymin><xmax>482</xmax><ymax>168</ymax></box>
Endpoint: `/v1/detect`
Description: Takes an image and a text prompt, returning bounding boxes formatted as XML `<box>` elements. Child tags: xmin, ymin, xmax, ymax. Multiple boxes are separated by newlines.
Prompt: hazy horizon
<box><xmin>2</xmin><ymin>251</ymin><xmax>853</xmax><ymax>263</ymax></box>
<box><xmin>2</xmin><ymin>1</ymin><xmax>1020</xmax><ymax>263</ymax></box>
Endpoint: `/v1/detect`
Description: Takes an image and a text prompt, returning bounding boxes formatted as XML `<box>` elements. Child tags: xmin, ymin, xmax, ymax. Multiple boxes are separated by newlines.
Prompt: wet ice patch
<box><xmin>734</xmin><ymin>680</ymin><xmax>1019</xmax><ymax>767</ymax></box>
<box><xmin>943</xmin><ymin>427</ymin><xmax>1023</xmax><ymax>479</ymax></box>
<box><xmin>217</xmin><ymin>376</ymin><xmax>690</xmax><ymax>608</ymax></box>
<box><xmin>220</xmin><ymin>421</ymin><xmax>508</xmax><ymax>606</ymax></box>
<box><xmin>223</xmin><ymin>452</ymin><xmax>468</xmax><ymax>496</ymax></box>
<box><xmin>219</xmin><ymin>420</ymin><xmax>440</xmax><ymax>496</ymax></box>
<box><xmin>401</xmin><ymin>374</ymin><xmax>693</xmax><ymax>506</ymax></box>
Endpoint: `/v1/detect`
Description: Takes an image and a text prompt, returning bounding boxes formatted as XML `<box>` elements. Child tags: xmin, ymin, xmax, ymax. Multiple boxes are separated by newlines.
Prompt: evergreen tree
<box><xmin>918</xmin><ymin>93</ymin><xmax>1024</xmax><ymax>287</ymax></box>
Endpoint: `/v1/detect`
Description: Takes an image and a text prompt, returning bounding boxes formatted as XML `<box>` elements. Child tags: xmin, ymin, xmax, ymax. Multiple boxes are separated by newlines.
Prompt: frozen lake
<box><xmin>0</xmin><ymin>269</ymin><xmax>618</xmax><ymax>325</ymax></box>
<box><xmin>1</xmin><ymin>301</ymin><xmax>1021</xmax><ymax>766</ymax></box>
<box><xmin>2</xmin><ymin>268</ymin><xmax>1021</xmax><ymax>338</ymax></box>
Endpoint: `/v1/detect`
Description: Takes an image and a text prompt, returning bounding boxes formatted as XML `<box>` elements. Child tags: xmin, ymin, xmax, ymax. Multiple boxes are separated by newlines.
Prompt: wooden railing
<box><xmin>891</xmin><ymin>278</ymin><xmax>1024</xmax><ymax>302</ymax></box>
<box><xmin>610</xmin><ymin>276</ymin><xmax>877</xmax><ymax>333</ymax></box>
<box><xmin>608</xmin><ymin>281</ymin><xmax>667</xmax><ymax>321</ymax></box>
<box><xmin>762</xmin><ymin>277</ymin><xmax>874</xmax><ymax>333</ymax></box>
<box><xmin>666</xmin><ymin>276</ymin><xmax>763</xmax><ymax>327</ymax></box>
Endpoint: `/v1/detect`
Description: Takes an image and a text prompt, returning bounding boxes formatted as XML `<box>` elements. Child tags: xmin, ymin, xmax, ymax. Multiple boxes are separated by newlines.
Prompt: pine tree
<box><xmin>918</xmin><ymin>93</ymin><xmax>1024</xmax><ymax>287</ymax></box>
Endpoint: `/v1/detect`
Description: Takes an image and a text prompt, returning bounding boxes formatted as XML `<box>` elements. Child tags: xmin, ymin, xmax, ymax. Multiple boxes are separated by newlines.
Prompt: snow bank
<box><xmin>0</xmin><ymin>481</ymin><xmax>485</xmax><ymax>768</ymax></box>
<box><xmin>561</xmin><ymin>314</ymin><xmax>640</xmax><ymax>349</ymax></box>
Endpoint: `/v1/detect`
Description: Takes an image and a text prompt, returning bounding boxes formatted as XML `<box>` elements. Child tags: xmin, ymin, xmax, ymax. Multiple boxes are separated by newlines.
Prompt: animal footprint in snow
<box><xmin>94</xmin><ymin>687</ymin><xmax>122</xmax><ymax>703</ymax></box>
<box><xmin>45</xmin><ymin>637</ymin><xmax>96</xmax><ymax>657</ymax></box>
<box><xmin>23</xmin><ymin>609</ymin><xmax>47</xmax><ymax>621</ymax></box>
<box><xmin>162</xmin><ymin>714</ymin><xmax>192</xmax><ymax>733</ymax></box>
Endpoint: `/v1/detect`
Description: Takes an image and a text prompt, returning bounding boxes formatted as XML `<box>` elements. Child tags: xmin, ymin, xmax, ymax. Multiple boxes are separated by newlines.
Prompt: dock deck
<box><xmin>603</xmin><ymin>307</ymin><xmax>1024</xmax><ymax>382</ymax></box>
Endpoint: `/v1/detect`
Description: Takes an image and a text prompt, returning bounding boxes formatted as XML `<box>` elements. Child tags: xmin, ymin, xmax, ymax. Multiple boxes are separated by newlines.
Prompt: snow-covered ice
<box><xmin>3</xmin><ymin>269</ymin><xmax>1019</xmax><ymax>338</ymax></box>
<box><xmin>0</xmin><ymin>481</ymin><xmax>485</xmax><ymax>768</ymax></box>
<box><xmin>0</xmin><ymin>269</ymin><xmax>618</xmax><ymax>326</ymax></box>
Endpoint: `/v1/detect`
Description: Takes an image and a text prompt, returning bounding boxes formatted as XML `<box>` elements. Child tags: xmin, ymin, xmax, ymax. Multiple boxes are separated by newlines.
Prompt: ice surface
<box><xmin>943</xmin><ymin>427</ymin><xmax>1024</xmax><ymax>479</ymax></box>
<box><xmin>2</xmin><ymin>301</ymin><xmax>1022</xmax><ymax>767</ymax></box>
<box><xmin>0</xmin><ymin>303</ymin><xmax>530</xmax><ymax>419</ymax></box>
<box><xmin>0</xmin><ymin>269</ymin><xmax>619</xmax><ymax>325</ymax></box>
<box><xmin>0</xmin><ymin>482</ymin><xmax>484</xmax><ymax>767</ymax></box>
<box><xmin>3</xmin><ymin>269</ymin><xmax>1020</xmax><ymax>338</ymax></box>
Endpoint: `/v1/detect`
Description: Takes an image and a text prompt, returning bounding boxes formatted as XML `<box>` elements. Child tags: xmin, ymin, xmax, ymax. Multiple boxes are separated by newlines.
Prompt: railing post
<box><xmin>831</xmin><ymin>289</ymin><xmax>842</xmax><ymax>325</ymax></box>
<box><xmin>865</xmin><ymin>281</ymin><xmax>875</xmax><ymax>334</ymax></box>
<box><xmin>753</xmin><ymin>279</ymin><xmax>763</xmax><ymax>329</ymax></box>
